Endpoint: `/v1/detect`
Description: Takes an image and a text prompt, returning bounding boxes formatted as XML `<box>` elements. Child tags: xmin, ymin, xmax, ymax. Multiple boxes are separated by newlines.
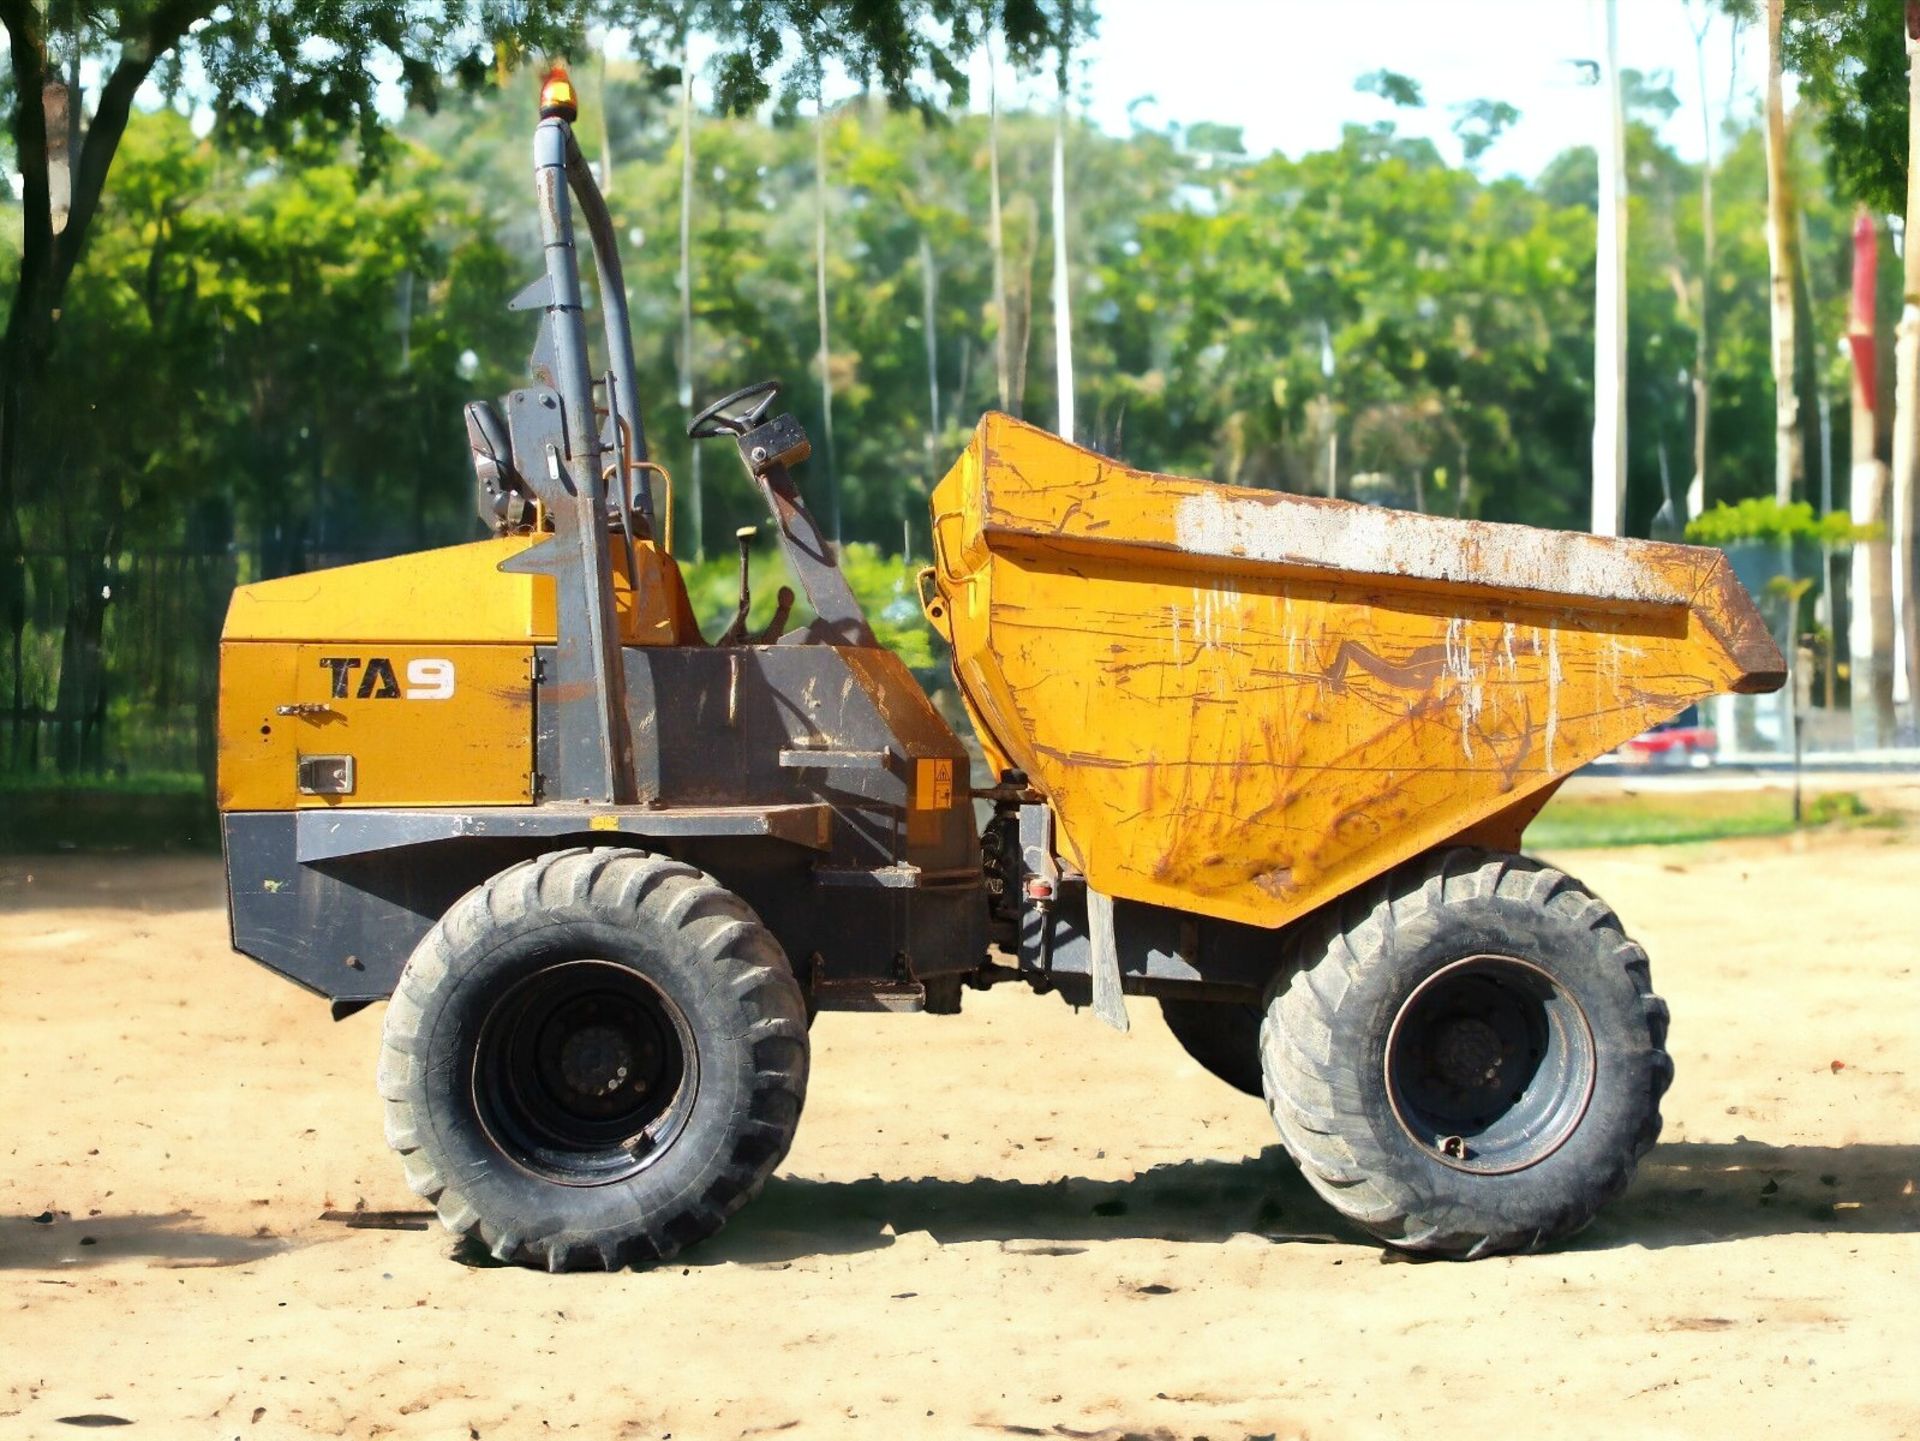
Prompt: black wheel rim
<box><xmin>473</xmin><ymin>959</ymin><xmax>699</xmax><ymax>1186</ymax></box>
<box><xmin>1384</xmin><ymin>954</ymin><xmax>1595</xmax><ymax>1175</ymax></box>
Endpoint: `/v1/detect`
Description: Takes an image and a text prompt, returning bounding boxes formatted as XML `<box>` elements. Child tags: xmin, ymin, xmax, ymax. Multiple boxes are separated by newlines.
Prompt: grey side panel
<box><xmin>1032</xmin><ymin>881</ymin><xmax>1282</xmax><ymax>1004</ymax></box>
<box><xmin>225</xmin><ymin>811</ymin><xmax>530</xmax><ymax>1005</ymax></box>
<box><xmin>227</xmin><ymin>814</ymin><xmax>987</xmax><ymax>1008</ymax></box>
<box><xmin>674</xmin><ymin>840</ymin><xmax>986</xmax><ymax>1002</ymax></box>
<box><xmin>294</xmin><ymin>802</ymin><xmax>831</xmax><ymax>862</ymax></box>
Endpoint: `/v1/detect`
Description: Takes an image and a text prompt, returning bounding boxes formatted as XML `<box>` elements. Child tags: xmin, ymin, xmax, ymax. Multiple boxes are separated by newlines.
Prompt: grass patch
<box><xmin>1530</xmin><ymin>791</ymin><xmax>1793</xmax><ymax>849</ymax></box>
<box><xmin>0</xmin><ymin>779</ymin><xmax>216</xmax><ymax>852</ymax></box>
<box><xmin>1529</xmin><ymin>787</ymin><xmax>1894</xmax><ymax>850</ymax></box>
<box><xmin>0</xmin><ymin>768</ymin><xmax>205</xmax><ymax>795</ymax></box>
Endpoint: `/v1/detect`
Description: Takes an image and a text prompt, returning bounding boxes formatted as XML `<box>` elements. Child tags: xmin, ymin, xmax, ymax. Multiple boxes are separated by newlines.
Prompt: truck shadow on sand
<box><xmin>0</xmin><ymin>1210</ymin><xmax>294</xmax><ymax>1270</ymax></box>
<box><xmin>12</xmin><ymin>1141</ymin><xmax>1907</xmax><ymax>1274</ymax></box>
<box><xmin>694</xmin><ymin>1139</ymin><xmax>1920</xmax><ymax>1266</ymax></box>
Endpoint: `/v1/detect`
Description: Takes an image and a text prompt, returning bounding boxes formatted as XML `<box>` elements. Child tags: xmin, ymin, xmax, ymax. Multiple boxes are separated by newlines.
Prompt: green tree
<box><xmin>1781</xmin><ymin>0</ymin><xmax>1919</xmax><ymax>724</ymax></box>
<box><xmin>1782</xmin><ymin>0</ymin><xmax>1909</xmax><ymax>212</ymax></box>
<box><xmin>1</xmin><ymin>0</ymin><xmax>1077</xmax><ymax>769</ymax></box>
<box><xmin>1</xmin><ymin>102</ymin><xmax>520</xmax><ymax>772</ymax></box>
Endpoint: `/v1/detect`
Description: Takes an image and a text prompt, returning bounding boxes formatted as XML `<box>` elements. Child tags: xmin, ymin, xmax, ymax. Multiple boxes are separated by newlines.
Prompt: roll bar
<box><xmin>494</xmin><ymin>105</ymin><xmax>642</xmax><ymax>806</ymax></box>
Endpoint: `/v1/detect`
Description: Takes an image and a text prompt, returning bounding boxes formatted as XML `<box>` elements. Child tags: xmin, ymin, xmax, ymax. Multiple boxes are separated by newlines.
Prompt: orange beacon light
<box><xmin>539</xmin><ymin>62</ymin><xmax>578</xmax><ymax>122</ymax></box>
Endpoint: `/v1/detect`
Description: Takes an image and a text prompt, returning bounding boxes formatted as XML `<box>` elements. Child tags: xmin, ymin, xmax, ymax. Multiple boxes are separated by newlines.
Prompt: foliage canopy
<box><xmin>1782</xmin><ymin>0</ymin><xmax>1911</xmax><ymax>213</ymax></box>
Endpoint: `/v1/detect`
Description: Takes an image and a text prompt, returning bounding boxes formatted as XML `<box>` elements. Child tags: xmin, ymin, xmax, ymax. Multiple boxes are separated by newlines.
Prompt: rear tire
<box><xmin>1260</xmin><ymin>847</ymin><xmax>1670</xmax><ymax>1259</ymax></box>
<box><xmin>378</xmin><ymin>847</ymin><xmax>808</xmax><ymax>1271</ymax></box>
<box><xmin>1158</xmin><ymin>997</ymin><xmax>1264</xmax><ymax>1098</ymax></box>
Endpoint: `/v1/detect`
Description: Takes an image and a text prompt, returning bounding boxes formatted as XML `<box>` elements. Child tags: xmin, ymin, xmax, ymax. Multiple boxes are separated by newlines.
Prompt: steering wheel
<box><xmin>687</xmin><ymin>380</ymin><xmax>780</xmax><ymax>440</ymax></box>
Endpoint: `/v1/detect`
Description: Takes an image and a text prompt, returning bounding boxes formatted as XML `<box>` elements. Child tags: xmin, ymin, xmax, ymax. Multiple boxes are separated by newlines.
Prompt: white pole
<box><xmin>1591</xmin><ymin>0</ymin><xmax>1628</xmax><ymax>537</ymax></box>
<box><xmin>1321</xmin><ymin>321</ymin><xmax>1337</xmax><ymax>498</ymax></box>
<box><xmin>1686</xmin><ymin>0</ymin><xmax>1715</xmax><ymax>521</ymax></box>
<box><xmin>1051</xmin><ymin>71</ymin><xmax>1075</xmax><ymax>443</ymax></box>
<box><xmin>920</xmin><ymin>231</ymin><xmax>940</xmax><ymax>476</ymax></box>
<box><xmin>988</xmin><ymin>37</ymin><xmax>1010</xmax><ymax>412</ymax></box>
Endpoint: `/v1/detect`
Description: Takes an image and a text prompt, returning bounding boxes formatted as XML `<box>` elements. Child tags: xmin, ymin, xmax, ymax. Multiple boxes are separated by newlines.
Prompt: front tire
<box><xmin>1260</xmin><ymin>848</ymin><xmax>1670</xmax><ymax>1259</ymax></box>
<box><xmin>378</xmin><ymin>847</ymin><xmax>808</xmax><ymax>1271</ymax></box>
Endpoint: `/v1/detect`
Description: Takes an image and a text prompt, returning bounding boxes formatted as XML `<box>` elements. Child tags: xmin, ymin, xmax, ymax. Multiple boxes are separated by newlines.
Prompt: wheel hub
<box><xmin>472</xmin><ymin>959</ymin><xmax>699</xmax><ymax>1187</ymax></box>
<box><xmin>1431</xmin><ymin>1014</ymin><xmax>1506</xmax><ymax>1092</ymax></box>
<box><xmin>1385</xmin><ymin>954</ymin><xmax>1596</xmax><ymax>1175</ymax></box>
<box><xmin>559</xmin><ymin>1022</ymin><xmax>644</xmax><ymax>1099</ymax></box>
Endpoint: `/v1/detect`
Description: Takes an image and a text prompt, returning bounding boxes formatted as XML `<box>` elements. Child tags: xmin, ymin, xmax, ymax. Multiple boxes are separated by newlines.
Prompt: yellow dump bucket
<box><xmin>927</xmin><ymin>414</ymin><xmax>1785</xmax><ymax>931</ymax></box>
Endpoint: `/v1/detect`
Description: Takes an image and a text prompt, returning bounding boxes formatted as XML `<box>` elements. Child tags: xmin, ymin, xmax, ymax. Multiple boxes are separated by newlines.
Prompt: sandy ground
<box><xmin>2</xmin><ymin>830</ymin><xmax>1917</xmax><ymax>1441</ymax></box>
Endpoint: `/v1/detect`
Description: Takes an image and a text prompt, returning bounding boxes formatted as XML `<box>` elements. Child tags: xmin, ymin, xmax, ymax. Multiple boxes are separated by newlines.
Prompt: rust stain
<box><xmin>1250</xmin><ymin>865</ymin><xmax>1295</xmax><ymax>899</ymax></box>
<box><xmin>1320</xmin><ymin>639</ymin><xmax>1449</xmax><ymax>693</ymax></box>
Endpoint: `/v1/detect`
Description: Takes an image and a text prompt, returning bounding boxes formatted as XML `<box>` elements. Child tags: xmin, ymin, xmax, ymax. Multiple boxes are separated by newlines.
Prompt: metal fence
<box><xmin>2</xmin><ymin>542</ymin><xmax>401</xmax><ymax>784</ymax></box>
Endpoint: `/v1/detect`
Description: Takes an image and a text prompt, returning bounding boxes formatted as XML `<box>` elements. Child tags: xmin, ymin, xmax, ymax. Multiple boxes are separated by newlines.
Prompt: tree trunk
<box><xmin>920</xmin><ymin>229</ymin><xmax>941</xmax><ymax>486</ymax></box>
<box><xmin>1765</xmin><ymin>0</ymin><xmax>1803</xmax><ymax>508</ymax></box>
<box><xmin>814</xmin><ymin>80</ymin><xmax>840</xmax><ymax>544</ymax></box>
<box><xmin>1893</xmin><ymin>10</ymin><xmax>1920</xmax><ymax>736</ymax></box>
<box><xmin>677</xmin><ymin>32</ymin><xmax>702</xmax><ymax>560</ymax></box>
<box><xmin>1591</xmin><ymin>0</ymin><xmax>1627</xmax><ymax>537</ymax></box>
<box><xmin>3</xmin><ymin>0</ymin><xmax>200</xmax><ymax>772</ymax></box>
<box><xmin>2</xmin><ymin>0</ymin><xmax>53</xmax><ymax>768</ymax></box>
<box><xmin>1008</xmin><ymin>203</ymin><xmax>1035</xmax><ymax>415</ymax></box>
<box><xmin>52</xmin><ymin>511</ymin><xmax>117</xmax><ymax>776</ymax></box>
<box><xmin>955</xmin><ymin>334</ymin><xmax>973</xmax><ymax>427</ymax></box>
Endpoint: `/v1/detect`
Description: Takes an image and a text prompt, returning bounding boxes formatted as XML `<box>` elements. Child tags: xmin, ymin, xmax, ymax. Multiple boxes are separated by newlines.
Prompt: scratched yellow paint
<box><xmin>223</xmin><ymin>534</ymin><xmax>700</xmax><ymax>647</ymax></box>
<box><xmin>929</xmin><ymin>414</ymin><xmax>1785</xmax><ymax>930</ymax></box>
<box><xmin>219</xmin><ymin>642</ymin><xmax>534</xmax><ymax>810</ymax></box>
<box><xmin>220</xmin><ymin>533</ymin><xmax>704</xmax><ymax>812</ymax></box>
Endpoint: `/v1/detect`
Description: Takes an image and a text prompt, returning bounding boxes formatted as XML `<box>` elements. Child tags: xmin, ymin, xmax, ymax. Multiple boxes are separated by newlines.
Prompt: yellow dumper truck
<box><xmin>218</xmin><ymin>74</ymin><xmax>1784</xmax><ymax>1270</ymax></box>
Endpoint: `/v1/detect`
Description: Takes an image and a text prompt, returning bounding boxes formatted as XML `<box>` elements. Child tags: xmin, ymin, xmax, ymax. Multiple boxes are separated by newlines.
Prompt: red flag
<box><xmin>1850</xmin><ymin>210</ymin><xmax>1878</xmax><ymax>412</ymax></box>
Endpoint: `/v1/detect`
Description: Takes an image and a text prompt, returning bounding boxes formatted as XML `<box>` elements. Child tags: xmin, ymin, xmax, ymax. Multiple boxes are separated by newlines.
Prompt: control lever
<box><xmin>718</xmin><ymin>526</ymin><xmax>757</xmax><ymax>646</ymax></box>
<box><xmin>754</xmin><ymin>586</ymin><xmax>796</xmax><ymax>645</ymax></box>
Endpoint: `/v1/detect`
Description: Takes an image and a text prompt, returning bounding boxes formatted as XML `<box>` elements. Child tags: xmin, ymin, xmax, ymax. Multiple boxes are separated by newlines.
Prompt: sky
<box><xmin>962</xmin><ymin>0</ymin><xmax>1771</xmax><ymax>180</ymax></box>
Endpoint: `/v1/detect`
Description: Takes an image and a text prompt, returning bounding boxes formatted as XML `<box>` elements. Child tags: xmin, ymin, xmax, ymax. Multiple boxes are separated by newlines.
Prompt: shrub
<box><xmin>1685</xmin><ymin>498</ymin><xmax>1878</xmax><ymax>548</ymax></box>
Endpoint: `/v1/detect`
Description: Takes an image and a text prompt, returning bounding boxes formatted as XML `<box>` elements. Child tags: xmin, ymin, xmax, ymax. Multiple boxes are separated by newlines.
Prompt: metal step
<box><xmin>809</xmin><ymin>977</ymin><xmax>927</xmax><ymax>1013</ymax></box>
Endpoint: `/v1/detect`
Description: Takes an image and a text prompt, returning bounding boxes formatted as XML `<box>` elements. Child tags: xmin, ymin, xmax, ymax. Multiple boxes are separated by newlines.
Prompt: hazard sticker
<box><xmin>914</xmin><ymin>758</ymin><xmax>955</xmax><ymax>810</ymax></box>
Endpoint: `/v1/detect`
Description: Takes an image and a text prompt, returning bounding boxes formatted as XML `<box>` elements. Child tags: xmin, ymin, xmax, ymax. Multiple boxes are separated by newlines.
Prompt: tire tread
<box><xmin>378</xmin><ymin>846</ymin><xmax>807</xmax><ymax>1271</ymax></box>
<box><xmin>1259</xmin><ymin>846</ymin><xmax>1670</xmax><ymax>1259</ymax></box>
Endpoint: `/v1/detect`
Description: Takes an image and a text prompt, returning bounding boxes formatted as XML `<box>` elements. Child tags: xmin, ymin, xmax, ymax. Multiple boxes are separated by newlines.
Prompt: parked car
<box><xmin>1616</xmin><ymin>705</ymin><xmax>1716</xmax><ymax>765</ymax></box>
